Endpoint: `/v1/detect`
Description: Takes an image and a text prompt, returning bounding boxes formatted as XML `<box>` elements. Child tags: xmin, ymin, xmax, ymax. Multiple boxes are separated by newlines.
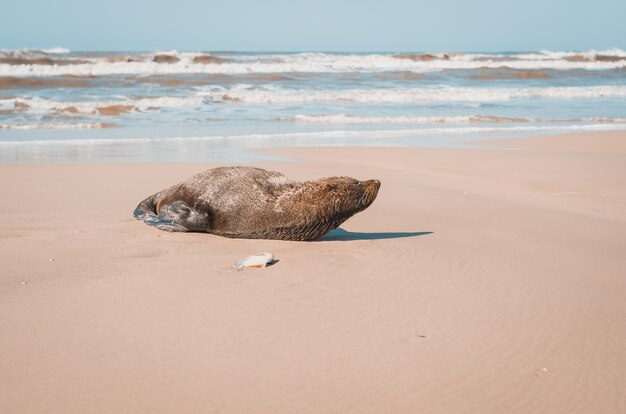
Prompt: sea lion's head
<box><xmin>272</xmin><ymin>176</ymin><xmax>380</xmax><ymax>240</ymax></box>
<box><xmin>325</xmin><ymin>176</ymin><xmax>381</xmax><ymax>213</ymax></box>
<box><xmin>296</xmin><ymin>176</ymin><xmax>381</xmax><ymax>221</ymax></box>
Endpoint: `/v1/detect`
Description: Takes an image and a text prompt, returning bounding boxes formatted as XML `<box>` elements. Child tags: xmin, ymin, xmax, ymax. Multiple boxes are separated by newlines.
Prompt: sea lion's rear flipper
<box><xmin>133</xmin><ymin>194</ymin><xmax>159</xmax><ymax>221</ymax></box>
<box><xmin>133</xmin><ymin>194</ymin><xmax>185</xmax><ymax>232</ymax></box>
<box><xmin>136</xmin><ymin>199</ymin><xmax>210</xmax><ymax>233</ymax></box>
<box><xmin>143</xmin><ymin>215</ymin><xmax>189</xmax><ymax>232</ymax></box>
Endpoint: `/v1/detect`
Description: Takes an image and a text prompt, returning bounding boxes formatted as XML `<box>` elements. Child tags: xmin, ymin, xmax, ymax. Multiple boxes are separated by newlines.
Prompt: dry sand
<box><xmin>1</xmin><ymin>131</ymin><xmax>625</xmax><ymax>413</ymax></box>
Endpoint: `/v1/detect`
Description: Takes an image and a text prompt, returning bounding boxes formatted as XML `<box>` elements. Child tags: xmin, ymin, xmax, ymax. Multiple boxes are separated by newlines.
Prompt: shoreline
<box><xmin>1</xmin><ymin>131</ymin><xmax>625</xmax><ymax>413</ymax></box>
<box><xmin>2</xmin><ymin>128</ymin><xmax>626</xmax><ymax>165</ymax></box>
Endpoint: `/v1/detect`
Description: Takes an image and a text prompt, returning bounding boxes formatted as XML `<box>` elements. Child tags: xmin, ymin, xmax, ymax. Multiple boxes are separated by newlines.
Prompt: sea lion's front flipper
<box><xmin>133</xmin><ymin>194</ymin><xmax>158</xmax><ymax>221</ymax></box>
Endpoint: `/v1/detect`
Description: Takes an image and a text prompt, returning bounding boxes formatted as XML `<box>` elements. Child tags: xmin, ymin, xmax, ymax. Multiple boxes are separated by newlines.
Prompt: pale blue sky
<box><xmin>1</xmin><ymin>0</ymin><xmax>625</xmax><ymax>52</ymax></box>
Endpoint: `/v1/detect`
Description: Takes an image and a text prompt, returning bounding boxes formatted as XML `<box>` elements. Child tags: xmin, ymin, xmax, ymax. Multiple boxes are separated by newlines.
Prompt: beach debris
<box><xmin>235</xmin><ymin>252</ymin><xmax>275</xmax><ymax>271</ymax></box>
<box><xmin>49</xmin><ymin>258</ymin><xmax>55</xmax><ymax>262</ymax></box>
<box><xmin>21</xmin><ymin>281</ymin><xmax>27</xmax><ymax>285</ymax></box>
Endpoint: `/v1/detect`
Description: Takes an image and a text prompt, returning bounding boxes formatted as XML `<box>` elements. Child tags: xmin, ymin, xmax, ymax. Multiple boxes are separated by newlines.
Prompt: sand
<box><xmin>1</xmin><ymin>131</ymin><xmax>625</xmax><ymax>413</ymax></box>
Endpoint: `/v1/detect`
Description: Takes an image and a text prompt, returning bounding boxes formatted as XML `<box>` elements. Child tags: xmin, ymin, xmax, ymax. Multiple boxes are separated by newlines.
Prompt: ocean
<box><xmin>1</xmin><ymin>48</ymin><xmax>625</xmax><ymax>162</ymax></box>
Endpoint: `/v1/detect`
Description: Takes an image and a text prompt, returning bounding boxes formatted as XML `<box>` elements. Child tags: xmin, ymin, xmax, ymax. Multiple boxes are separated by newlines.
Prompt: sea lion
<box><xmin>133</xmin><ymin>166</ymin><xmax>380</xmax><ymax>241</ymax></box>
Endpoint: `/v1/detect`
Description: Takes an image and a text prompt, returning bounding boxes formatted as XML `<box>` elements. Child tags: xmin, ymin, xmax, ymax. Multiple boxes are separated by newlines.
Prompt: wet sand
<box><xmin>1</xmin><ymin>131</ymin><xmax>625</xmax><ymax>413</ymax></box>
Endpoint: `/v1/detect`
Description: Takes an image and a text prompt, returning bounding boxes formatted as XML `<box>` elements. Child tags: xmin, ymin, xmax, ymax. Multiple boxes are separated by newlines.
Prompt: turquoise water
<box><xmin>1</xmin><ymin>49</ymin><xmax>625</xmax><ymax>162</ymax></box>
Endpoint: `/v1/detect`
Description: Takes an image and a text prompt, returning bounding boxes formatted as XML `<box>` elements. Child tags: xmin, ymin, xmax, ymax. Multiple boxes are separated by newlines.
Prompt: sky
<box><xmin>1</xmin><ymin>0</ymin><xmax>625</xmax><ymax>52</ymax></box>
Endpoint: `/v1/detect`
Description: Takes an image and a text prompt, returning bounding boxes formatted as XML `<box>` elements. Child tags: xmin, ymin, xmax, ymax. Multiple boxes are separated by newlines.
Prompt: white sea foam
<box><xmin>2</xmin><ymin>123</ymin><xmax>625</xmax><ymax>146</ymax></box>
<box><xmin>1</xmin><ymin>49</ymin><xmax>625</xmax><ymax>76</ymax></box>
<box><xmin>0</xmin><ymin>122</ymin><xmax>107</xmax><ymax>130</ymax></box>
<box><xmin>0</xmin><ymin>48</ymin><xmax>73</xmax><ymax>59</ymax></box>
<box><xmin>4</xmin><ymin>95</ymin><xmax>206</xmax><ymax>114</ymax></box>
<box><xmin>4</xmin><ymin>84</ymin><xmax>624</xmax><ymax>118</ymax></box>
<box><xmin>41</xmin><ymin>47</ymin><xmax>71</xmax><ymax>54</ymax></box>
<box><xmin>516</xmin><ymin>48</ymin><xmax>626</xmax><ymax>61</ymax></box>
<box><xmin>203</xmin><ymin>85</ymin><xmax>626</xmax><ymax>104</ymax></box>
<box><xmin>281</xmin><ymin>114</ymin><xmax>480</xmax><ymax>124</ymax></box>
<box><xmin>280</xmin><ymin>114</ymin><xmax>626</xmax><ymax>124</ymax></box>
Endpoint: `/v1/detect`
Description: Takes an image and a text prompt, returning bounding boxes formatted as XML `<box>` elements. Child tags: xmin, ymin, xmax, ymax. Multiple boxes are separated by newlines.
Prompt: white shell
<box><xmin>235</xmin><ymin>252</ymin><xmax>275</xmax><ymax>271</ymax></box>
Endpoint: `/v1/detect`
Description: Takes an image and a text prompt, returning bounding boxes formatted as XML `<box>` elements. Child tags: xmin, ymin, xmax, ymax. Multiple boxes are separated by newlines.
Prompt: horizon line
<box><xmin>3</xmin><ymin>47</ymin><xmax>626</xmax><ymax>54</ymax></box>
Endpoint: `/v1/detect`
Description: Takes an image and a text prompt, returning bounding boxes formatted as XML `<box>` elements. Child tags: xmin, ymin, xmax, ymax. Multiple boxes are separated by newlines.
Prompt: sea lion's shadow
<box><xmin>317</xmin><ymin>228</ymin><xmax>432</xmax><ymax>241</ymax></box>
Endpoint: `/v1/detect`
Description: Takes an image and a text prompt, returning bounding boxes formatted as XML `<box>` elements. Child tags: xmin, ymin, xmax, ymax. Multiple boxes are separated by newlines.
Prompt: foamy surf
<box><xmin>1</xmin><ymin>49</ymin><xmax>625</xmax><ymax>77</ymax></box>
<box><xmin>3</xmin><ymin>85</ymin><xmax>624</xmax><ymax>120</ymax></box>
<box><xmin>2</xmin><ymin>95</ymin><xmax>206</xmax><ymax>115</ymax></box>
<box><xmin>0</xmin><ymin>122</ymin><xmax>111</xmax><ymax>130</ymax></box>
<box><xmin>280</xmin><ymin>114</ymin><xmax>626</xmax><ymax>124</ymax></box>
<box><xmin>202</xmin><ymin>85</ymin><xmax>626</xmax><ymax>104</ymax></box>
<box><xmin>2</xmin><ymin>123</ymin><xmax>625</xmax><ymax>146</ymax></box>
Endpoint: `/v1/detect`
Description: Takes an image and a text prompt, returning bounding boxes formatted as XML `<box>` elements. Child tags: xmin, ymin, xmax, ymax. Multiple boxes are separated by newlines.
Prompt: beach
<box><xmin>1</xmin><ymin>130</ymin><xmax>625</xmax><ymax>413</ymax></box>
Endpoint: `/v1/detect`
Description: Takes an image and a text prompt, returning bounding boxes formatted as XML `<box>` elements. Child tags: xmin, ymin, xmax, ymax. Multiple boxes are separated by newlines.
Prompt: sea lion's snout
<box><xmin>359</xmin><ymin>179</ymin><xmax>381</xmax><ymax>208</ymax></box>
<box><xmin>364</xmin><ymin>179</ymin><xmax>381</xmax><ymax>192</ymax></box>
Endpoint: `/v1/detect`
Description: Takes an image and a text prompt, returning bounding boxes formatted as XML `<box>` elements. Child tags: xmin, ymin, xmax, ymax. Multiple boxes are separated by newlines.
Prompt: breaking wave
<box><xmin>1</xmin><ymin>95</ymin><xmax>206</xmax><ymax>115</ymax></box>
<box><xmin>0</xmin><ymin>49</ymin><xmax>625</xmax><ymax>76</ymax></box>
<box><xmin>202</xmin><ymin>85</ymin><xmax>626</xmax><ymax>104</ymax></box>
<box><xmin>3</xmin><ymin>84</ymin><xmax>624</xmax><ymax>119</ymax></box>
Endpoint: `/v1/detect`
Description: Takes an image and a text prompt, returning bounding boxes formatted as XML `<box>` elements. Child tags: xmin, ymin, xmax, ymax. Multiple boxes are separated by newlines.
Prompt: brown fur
<box><xmin>133</xmin><ymin>166</ymin><xmax>380</xmax><ymax>241</ymax></box>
